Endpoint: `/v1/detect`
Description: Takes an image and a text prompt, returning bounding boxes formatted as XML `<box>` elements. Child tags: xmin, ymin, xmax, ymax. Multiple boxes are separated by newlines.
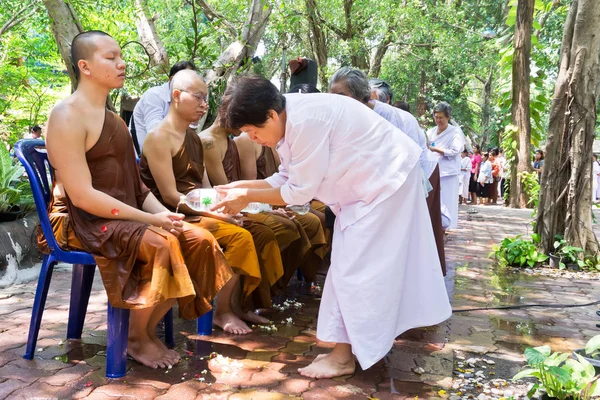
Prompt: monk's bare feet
<box><xmin>213</xmin><ymin>312</ymin><xmax>252</xmax><ymax>335</ymax></box>
<box><xmin>128</xmin><ymin>337</ymin><xmax>173</xmax><ymax>369</ymax></box>
<box><xmin>239</xmin><ymin>310</ymin><xmax>269</xmax><ymax>324</ymax></box>
<box><xmin>148</xmin><ymin>331</ymin><xmax>180</xmax><ymax>366</ymax></box>
<box><xmin>298</xmin><ymin>353</ymin><xmax>355</xmax><ymax>379</ymax></box>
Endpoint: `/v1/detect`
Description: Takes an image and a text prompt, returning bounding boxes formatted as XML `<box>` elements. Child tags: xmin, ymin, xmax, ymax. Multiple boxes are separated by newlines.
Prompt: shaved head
<box><xmin>171</xmin><ymin>69</ymin><xmax>205</xmax><ymax>93</ymax></box>
<box><xmin>70</xmin><ymin>30</ymin><xmax>112</xmax><ymax>79</ymax></box>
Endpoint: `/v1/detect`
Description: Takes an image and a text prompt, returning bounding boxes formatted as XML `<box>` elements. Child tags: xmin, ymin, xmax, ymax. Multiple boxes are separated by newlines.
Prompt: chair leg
<box><xmin>67</xmin><ymin>264</ymin><xmax>95</xmax><ymax>340</ymax></box>
<box><xmin>197</xmin><ymin>309</ymin><xmax>213</xmax><ymax>336</ymax></box>
<box><xmin>24</xmin><ymin>254</ymin><xmax>56</xmax><ymax>360</ymax></box>
<box><xmin>163</xmin><ymin>309</ymin><xmax>175</xmax><ymax>349</ymax></box>
<box><xmin>106</xmin><ymin>303</ymin><xmax>130</xmax><ymax>379</ymax></box>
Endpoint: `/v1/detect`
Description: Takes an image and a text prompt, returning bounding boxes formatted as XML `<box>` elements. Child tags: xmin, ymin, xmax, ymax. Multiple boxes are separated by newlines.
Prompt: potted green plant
<box><xmin>513</xmin><ymin>345</ymin><xmax>600</xmax><ymax>399</ymax></box>
<box><xmin>0</xmin><ymin>145</ymin><xmax>33</xmax><ymax>222</ymax></box>
<box><xmin>550</xmin><ymin>236</ymin><xmax>585</xmax><ymax>271</ymax></box>
<box><xmin>489</xmin><ymin>234</ymin><xmax>548</xmax><ymax>268</ymax></box>
<box><xmin>573</xmin><ymin>335</ymin><xmax>600</xmax><ymax>375</ymax></box>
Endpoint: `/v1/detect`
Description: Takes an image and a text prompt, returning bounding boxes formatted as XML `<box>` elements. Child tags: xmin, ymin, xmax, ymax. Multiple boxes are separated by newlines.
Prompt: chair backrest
<box><xmin>14</xmin><ymin>140</ymin><xmax>59</xmax><ymax>253</ymax></box>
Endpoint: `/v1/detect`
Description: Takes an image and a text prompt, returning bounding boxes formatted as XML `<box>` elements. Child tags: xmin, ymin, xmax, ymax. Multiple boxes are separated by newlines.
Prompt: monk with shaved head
<box><xmin>140</xmin><ymin>69</ymin><xmax>285</xmax><ymax>334</ymax></box>
<box><xmin>43</xmin><ymin>31</ymin><xmax>232</xmax><ymax>369</ymax></box>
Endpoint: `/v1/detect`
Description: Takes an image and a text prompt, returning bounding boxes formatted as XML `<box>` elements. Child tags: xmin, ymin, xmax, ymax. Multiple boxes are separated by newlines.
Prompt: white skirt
<box><xmin>316</xmin><ymin>166</ymin><xmax>452</xmax><ymax>369</ymax></box>
<box><xmin>440</xmin><ymin>175</ymin><xmax>460</xmax><ymax>229</ymax></box>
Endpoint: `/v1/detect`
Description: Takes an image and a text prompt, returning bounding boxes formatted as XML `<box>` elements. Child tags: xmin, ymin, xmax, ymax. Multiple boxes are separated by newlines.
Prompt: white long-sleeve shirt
<box><xmin>265</xmin><ymin>93</ymin><xmax>421</xmax><ymax>231</ymax></box>
<box><xmin>130</xmin><ymin>81</ymin><xmax>171</xmax><ymax>151</ymax></box>
<box><xmin>426</xmin><ymin>124</ymin><xmax>465</xmax><ymax>177</ymax></box>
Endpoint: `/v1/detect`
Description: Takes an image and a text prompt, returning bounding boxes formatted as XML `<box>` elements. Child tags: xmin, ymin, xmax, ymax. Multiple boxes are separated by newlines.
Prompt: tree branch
<box><xmin>0</xmin><ymin>2</ymin><xmax>40</xmax><ymax>36</ymax></box>
<box><xmin>194</xmin><ymin>0</ymin><xmax>237</xmax><ymax>38</ymax></box>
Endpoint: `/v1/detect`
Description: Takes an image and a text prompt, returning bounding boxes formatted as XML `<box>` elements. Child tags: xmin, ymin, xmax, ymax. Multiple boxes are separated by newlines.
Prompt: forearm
<box><xmin>73</xmin><ymin>189</ymin><xmax>154</xmax><ymax>225</ymax></box>
<box><xmin>224</xmin><ymin>179</ymin><xmax>272</xmax><ymax>189</ymax></box>
<box><xmin>246</xmin><ymin>187</ymin><xmax>287</xmax><ymax>206</ymax></box>
<box><xmin>142</xmin><ymin>194</ymin><xmax>170</xmax><ymax>214</ymax></box>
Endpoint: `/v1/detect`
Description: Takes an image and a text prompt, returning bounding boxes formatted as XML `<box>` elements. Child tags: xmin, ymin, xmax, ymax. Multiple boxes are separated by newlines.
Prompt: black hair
<box><xmin>71</xmin><ymin>30</ymin><xmax>112</xmax><ymax>80</ymax></box>
<box><xmin>288</xmin><ymin>83</ymin><xmax>320</xmax><ymax>94</ymax></box>
<box><xmin>536</xmin><ymin>149</ymin><xmax>545</xmax><ymax>160</ymax></box>
<box><xmin>392</xmin><ymin>101</ymin><xmax>410</xmax><ymax>113</ymax></box>
<box><xmin>491</xmin><ymin>148</ymin><xmax>499</xmax><ymax>156</ymax></box>
<box><xmin>219</xmin><ymin>75</ymin><xmax>286</xmax><ymax>130</ymax></box>
<box><xmin>169</xmin><ymin>61</ymin><xmax>197</xmax><ymax>78</ymax></box>
<box><xmin>31</xmin><ymin>125</ymin><xmax>41</xmax><ymax>132</ymax></box>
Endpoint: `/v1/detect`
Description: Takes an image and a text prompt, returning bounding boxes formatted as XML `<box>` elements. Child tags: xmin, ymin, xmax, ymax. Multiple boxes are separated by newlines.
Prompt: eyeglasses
<box><xmin>181</xmin><ymin>90</ymin><xmax>208</xmax><ymax>105</ymax></box>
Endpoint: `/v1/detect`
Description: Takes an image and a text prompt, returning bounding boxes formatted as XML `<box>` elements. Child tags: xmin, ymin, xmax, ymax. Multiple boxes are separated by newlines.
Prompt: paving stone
<box><xmin>154</xmin><ymin>380</ymin><xmax>208</xmax><ymax>399</ymax></box>
<box><xmin>92</xmin><ymin>381</ymin><xmax>166</xmax><ymax>399</ymax></box>
<box><xmin>270</xmin><ymin>374</ymin><xmax>311</xmax><ymax>395</ymax></box>
<box><xmin>242</xmin><ymin>366</ymin><xmax>287</xmax><ymax>388</ymax></box>
<box><xmin>229</xmin><ymin>389</ymin><xmax>297</xmax><ymax>399</ymax></box>
<box><xmin>37</xmin><ymin>361</ymin><xmax>98</xmax><ymax>386</ymax></box>
<box><xmin>0</xmin><ymin>362</ymin><xmax>54</xmax><ymax>383</ymax></box>
<box><xmin>0</xmin><ymin>379</ymin><xmax>30</xmax><ymax>399</ymax></box>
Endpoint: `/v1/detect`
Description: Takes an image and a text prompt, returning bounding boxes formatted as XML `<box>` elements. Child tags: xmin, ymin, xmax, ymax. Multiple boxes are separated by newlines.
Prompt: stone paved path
<box><xmin>1</xmin><ymin>204</ymin><xmax>599</xmax><ymax>399</ymax></box>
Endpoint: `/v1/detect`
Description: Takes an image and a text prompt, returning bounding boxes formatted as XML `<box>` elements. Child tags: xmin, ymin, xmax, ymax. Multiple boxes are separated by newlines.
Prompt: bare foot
<box><xmin>148</xmin><ymin>331</ymin><xmax>180</xmax><ymax>366</ymax></box>
<box><xmin>128</xmin><ymin>337</ymin><xmax>173</xmax><ymax>369</ymax></box>
<box><xmin>239</xmin><ymin>310</ymin><xmax>269</xmax><ymax>324</ymax></box>
<box><xmin>213</xmin><ymin>312</ymin><xmax>252</xmax><ymax>335</ymax></box>
<box><xmin>298</xmin><ymin>353</ymin><xmax>355</xmax><ymax>379</ymax></box>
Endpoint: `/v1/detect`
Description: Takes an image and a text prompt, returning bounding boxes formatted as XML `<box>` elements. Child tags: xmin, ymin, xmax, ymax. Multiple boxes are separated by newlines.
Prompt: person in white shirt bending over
<box><xmin>213</xmin><ymin>75</ymin><xmax>451</xmax><ymax>380</ymax></box>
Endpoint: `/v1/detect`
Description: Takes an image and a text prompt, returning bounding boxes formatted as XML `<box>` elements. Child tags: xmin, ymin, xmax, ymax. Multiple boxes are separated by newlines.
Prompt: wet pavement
<box><xmin>1</xmin><ymin>204</ymin><xmax>599</xmax><ymax>399</ymax></box>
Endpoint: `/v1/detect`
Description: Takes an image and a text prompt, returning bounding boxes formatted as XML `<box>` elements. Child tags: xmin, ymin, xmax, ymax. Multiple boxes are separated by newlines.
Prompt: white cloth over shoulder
<box><xmin>130</xmin><ymin>81</ymin><xmax>171</xmax><ymax>151</ymax></box>
<box><xmin>371</xmin><ymin>101</ymin><xmax>438</xmax><ymax>178</ymax></box>
<box><xmin>265</xmin><ymin>93</ymin><xmax>451</xmax><ymax>369</ymax></box>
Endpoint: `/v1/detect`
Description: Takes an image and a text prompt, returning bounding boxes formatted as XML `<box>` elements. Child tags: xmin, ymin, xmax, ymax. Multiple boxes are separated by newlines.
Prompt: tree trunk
<box><xmin>416</xmin><ymin>69</ymin><xmax>427</xmax><ymax>118</ymax></box>
<box><xmin>305</xmin><ymin>0</ymin><xmax>328</xmax><ymax>89</ymax></box>
<box><xmin>509</xmin><ymin>0</ymin><xmax>534</xmax><ymax>209</ymax></box>
<box><xmin>536</xmin><ymin>0</ymin><xmax>600</xmax><ymax>253</ymax></box>
<box><xmin>42</xmin><ymin>0</ymin><xmax>82</xmax><ymax>91</ymax></box>
<box><xmin>369</xmin><ymin>27</ymin><xmax>393</xmax><ymax>78</ymax></box>
<box><xmin>205</xmin><ymin>0</ymin><xmax>271</xmax><ymax>82</ymax></box>
<box><xmin>134</xmin><ymin>0</ymin><xmax>170</xmax><ymax>75</ymax></box>
<box><xmin>481</xmin><ymin>66</ymin><xmax>494</xmax><ymax>146</ymax></box>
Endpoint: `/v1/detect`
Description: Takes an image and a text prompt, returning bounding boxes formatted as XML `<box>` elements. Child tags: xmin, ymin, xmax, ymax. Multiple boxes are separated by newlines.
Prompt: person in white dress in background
<box><xmin>593</xmin><ymin>154</ymin><xmax>600</xmax><ymax>203</ymax></box>
<box><xmin>212</xmin><ymin>75</ymin><xmax>452</xmax><ymax>379</ymax></box>
<box><xmin>459</xmin><ymin>149</ymin><xmax>471</xmax><ymax>204</ymax></box>
<box><xmin>427</xmin><ymin>102</ymin><xmax>465</xmax><ymax>230</ymax></box>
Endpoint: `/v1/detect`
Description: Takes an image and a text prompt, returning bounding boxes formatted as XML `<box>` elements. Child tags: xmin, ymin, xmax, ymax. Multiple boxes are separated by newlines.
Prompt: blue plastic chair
<box><xmin>15</xmin><ymin>140</ymin><xmax>174</xmax><ymax>378</ymax></box>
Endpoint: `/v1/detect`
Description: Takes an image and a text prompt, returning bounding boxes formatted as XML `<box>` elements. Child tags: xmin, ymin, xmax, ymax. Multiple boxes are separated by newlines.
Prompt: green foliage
<box><xmin>552</xmin><ymin>235</ymin><xmax>585</xmax><ymax>269</ymax></box>
<box><xmin>518</xmin><ymin>170</ymin><xmax>541</xmax><ymax>209</ymax></box>
<box><xmin>490</xmin><ymin>234</ymin><xmax>548</xmax><ymax>268</ymax></box>
<box><xmin>513</xmin><ymin>340</ymin><xmax>600</xmax><ymax>400</ymax></box>
<box><xmin>0</xmin><ymin>144</ymin><xmax>33</xmax><ymax>213</ymax></box>
<box><xmin>585</xmin><ymin>335</ymin><xmax>600</xmax><ymax>358</ymax></box>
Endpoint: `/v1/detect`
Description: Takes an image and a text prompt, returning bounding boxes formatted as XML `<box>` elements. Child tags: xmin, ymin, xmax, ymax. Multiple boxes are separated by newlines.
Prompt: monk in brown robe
<box><xmin>235</xmin><ymin>133</ymin><xmax>327</xmax><ymax>284</ymax></box>
<box><xmin>43</xmin><ymin>31</ymin><xmax>231</xmax><ymax>369</ymax></box>
<box><xmin>140</xmin><ymin>70</ymin><xmax>284</xmax><ymax>333</ymax></box>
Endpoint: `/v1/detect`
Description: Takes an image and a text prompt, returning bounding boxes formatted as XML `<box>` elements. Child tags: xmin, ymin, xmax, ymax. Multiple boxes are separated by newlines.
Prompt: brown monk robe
<box><xmin>139</xmin><ymin>129</ymin><xmax>283</xmax><ymax>311</ymax></box>
<box><xmin>221</xmin><ymin>136</ymin><xmax>314</xmax><ymax>281</ymax></box>
<box><xmin>39</xmin><ymin>110</ymin><xmax>232</xmax><ymax>316</ymax></box>
<box><xmin>201</xmin><ymin>125</ymin><xmax>310</xmax><ymax>298</ymax></box>
<box><xmin>239</xmin><ymin>136</ymin><xmax>328</xmax><ymax>284</ymax></box>
<box><xmin>426</xmin><ymin>165</ymin><xmax>446</xmax><ymax>275</ymax></box>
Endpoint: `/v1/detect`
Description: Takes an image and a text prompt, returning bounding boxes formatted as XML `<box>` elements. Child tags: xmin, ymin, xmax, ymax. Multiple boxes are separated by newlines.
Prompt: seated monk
<box><xmin>140</xmin><ymin>70</ymin><xmax>284</xmax><ymax>332</ymax></box>
<box><xmin>42</xmin><ymin>31</ymin><xmax>232</xmax><ymax>368</ymax></box>
<box><xmin>235</xmin><ymin>132</ymin><xmax>327</xmax><ymax>284</ymax></box>
<box><xmin>200</xmin><ymin>123</ymin><xmax>313</xmax><ymax>298</ymax></box>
